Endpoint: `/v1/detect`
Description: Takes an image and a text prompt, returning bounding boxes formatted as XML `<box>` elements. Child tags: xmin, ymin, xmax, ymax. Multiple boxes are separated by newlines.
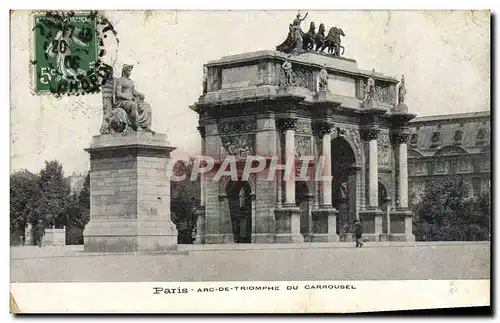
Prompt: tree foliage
<box><xmin>10</xmin><ymin>161</ymin><xmax>91</xmax><ymax>245</ymax></box>
<box><xmin>24</xmin><ymin>161</ymin><xmax>71</xmax><ymax>227</ymax></box>
<box><xmin>413</xmin><ymin>176</ymin><xmax>490</xmax><ymax>241</ymax></box>
<box><xmin>10</xmin><ymin>170</ymin><xmax>40</xmax><ymax>244</ymax></box>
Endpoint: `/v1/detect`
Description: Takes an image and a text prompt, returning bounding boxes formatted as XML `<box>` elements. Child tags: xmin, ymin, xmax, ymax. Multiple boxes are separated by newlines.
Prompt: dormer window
<box><xmin>410</xmin><ymin>134</ymin><xmax>418</xmax><ymax>148</ymax></box>
<box><xmin>476</xmin><ymin>129</ymin><xmax>486</xmax><ymax>146</ymax></box>
<box><xmin>430</xmin><ymin>131</ymin><xmax>440</xmax><ymax>149</ymax></box>
<box><xmin>453</xmin><ymin>130</ymin><xmax>463</xmax><ymax>143</ymax></box>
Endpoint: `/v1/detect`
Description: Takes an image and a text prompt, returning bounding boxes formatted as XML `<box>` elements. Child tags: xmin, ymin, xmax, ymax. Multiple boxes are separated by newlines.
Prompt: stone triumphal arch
<box><xmin>191</xmin><ymin>22</ymin><xmax>415</xmax><ymax>244</ymax></box>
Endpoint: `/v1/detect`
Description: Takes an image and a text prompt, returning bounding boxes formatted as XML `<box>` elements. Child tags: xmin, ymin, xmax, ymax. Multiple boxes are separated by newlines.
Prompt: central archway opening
<box><xmin>331</xmin><ymin>137</ymin><xmax>357</xmax><ymax>238</ymax></box>
<box><xmin>226</xmin><ymin>181</ymin><xmax>252</xmax><ymax>243</ymax></box>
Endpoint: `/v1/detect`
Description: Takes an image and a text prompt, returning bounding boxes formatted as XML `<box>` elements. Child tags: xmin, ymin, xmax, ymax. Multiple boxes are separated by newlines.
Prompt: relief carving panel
<box><xmin>377</xmin><ymin>130</ymin><xmax>391</xmax><ymax>167</ymax></box>
<box><xmin>295</xmin><ymin>119</ymin><xmax>312</xmax><ymax>135</ymax></box>
<box><xmin>218</xmin><ymin>119</ymin><xmax>256</xmax><ymax>135</ymax></box>
<box><xmin>220</xmin><ymin>134</ymin><xmax>255</xmax><ymax>159</ymax></box>
<box><xmin>295</xmin><ymin>136</ymin><xmax>312</xmax><ymax>157</ymax></box>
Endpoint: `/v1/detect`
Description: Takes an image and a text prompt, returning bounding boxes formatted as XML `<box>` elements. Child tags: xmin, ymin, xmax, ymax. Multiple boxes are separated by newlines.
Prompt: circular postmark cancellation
<box><xmin>32</xmin><ymin>10</ymin><xmax>119</xmax><ymax>97</ymax></box>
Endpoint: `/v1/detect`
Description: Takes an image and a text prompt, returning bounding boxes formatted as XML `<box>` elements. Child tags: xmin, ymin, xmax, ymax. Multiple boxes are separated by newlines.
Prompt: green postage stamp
<box><xmin>32</xmin><ymin>11</ymin><xmax>113</xmax><ymax>95</ymax></box>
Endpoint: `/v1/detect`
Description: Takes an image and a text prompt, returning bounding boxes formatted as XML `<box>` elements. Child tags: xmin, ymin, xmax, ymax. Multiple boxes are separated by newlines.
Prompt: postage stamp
<box><xmin>31</xmin><ymin>11</ymin><xmax>116</xmax><ymax>96</ymax></box>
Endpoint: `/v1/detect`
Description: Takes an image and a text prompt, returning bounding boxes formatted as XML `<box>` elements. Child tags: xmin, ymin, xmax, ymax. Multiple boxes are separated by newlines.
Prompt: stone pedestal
<box><xmin>310</xmin><ymin>209</ymin><xmax>339</xmax><ymax>242</ymax></box>
<box><xmin>389</xmin><ymin>209</ymin><xmax>415</xmax><ymax>242</ymax></box>
<box><xmin>359</xmin><ymin>208</ymin><xmax>383</xmax><ymax>242</ymax></box>
<box><xmin>274</xmin><ymin>207</ymin><xmax>304</xmax><ymax>243</ymax></box>
<box><xmin>83</xmin><ymin>132</ymin><xmax>178</xmax><ymax>252</ymax></box>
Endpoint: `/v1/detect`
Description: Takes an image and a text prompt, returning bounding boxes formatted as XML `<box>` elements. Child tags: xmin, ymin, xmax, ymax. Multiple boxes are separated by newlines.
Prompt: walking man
<box><xmin>354</xmin><ymin>219</ymin><xmax>364</xmax><ymax>248</ymax></box>
<box><xmin>35</xmin><ymin>220</ymin><xmax>45</xmax><ymax>247</ymax></box>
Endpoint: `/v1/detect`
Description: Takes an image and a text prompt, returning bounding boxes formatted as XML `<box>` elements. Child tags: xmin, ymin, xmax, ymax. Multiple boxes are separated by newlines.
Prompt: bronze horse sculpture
<box><xmin>275</xmin><ymin>17</ymin><xmax>346</xmax><ymax>57</ymax></box>
<box><xmin>320</xmin><ymin>27</ymin><xmax>345</xmax><ymax>56</ymax></box>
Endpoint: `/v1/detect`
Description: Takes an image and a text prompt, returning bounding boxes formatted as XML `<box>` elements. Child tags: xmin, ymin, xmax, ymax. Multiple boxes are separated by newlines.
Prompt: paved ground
<box><xmin>10</xmin><ymin>242</ymin><xmax>490</xmax><ymax>283</ymax></box>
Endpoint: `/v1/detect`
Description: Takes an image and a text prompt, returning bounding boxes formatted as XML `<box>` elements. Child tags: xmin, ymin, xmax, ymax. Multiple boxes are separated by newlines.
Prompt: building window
<box><xmin>480</xmin><ymin>159</ymin><xmax>490</xmax><ymax>171</ymax></box>
<box><xmin>410</xmin><ymin>134</ymin><xmax>418</xmax><ymax>148</ymax></box>
<box><xmin>459</xmin><ymin>159</ymin><xmax>470</xmax><ymax>172</ymax></box>
<box><xmin>434</xmin><ymin>161</ymin><xmax>447</xmax><ymax>174</ymax></box>
<box><xmin>476</xmin><ymin>129</ymin><xmax>486</xmax><ymax>146</ymax></box>
<box><xmin>472</xmin><ymin>178</ymin><xmax>481</xmax><ymax>197</ymax></box>
<box><xmin>481</xmin><ymin>179</ymin><xmax>490</xmax><ymax>196</ymax></box>
<box><xmin>453</xmin><ymin>130</ymin><xmax>463</xmax><ymax>143</ymax></box>
<box><xmin>449</xmin><ymin>160</ymin><xmax>458</xmax><ymax>174</ymax></box>
<box><xmin>430</xmin><ymin>131</ymin><xmax>440</xmax><ymax>148</ymax></box>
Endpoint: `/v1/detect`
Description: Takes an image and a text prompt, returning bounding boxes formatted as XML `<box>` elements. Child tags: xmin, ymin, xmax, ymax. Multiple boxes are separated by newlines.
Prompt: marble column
<box><xmin>367</xmin><ymin>130</ymin><xmax>380</xmax><ymax>208</ymax></box>
<box><xmin>282</xmin><ymin>118</ymin><xmax>297</xmax><ymax>208</ymax></box>
<box><xmin>388</xmin><ymin>130</ymin><xmax>415</xmax><ymax>242</ymax></box>
<box><xmin>397</xmin><ymin>133</ymin><xmax>410</xmax><ymax>209</ymax></box>
<box><xmin>358</xmin><ymin>128</ymin><xmax>382</xmax><ymax>241</ymax></box>
<box><xmin>320</xmin><ymin>123</ymin><xmax>333</xmax><ymax>208</ymax></box>
<box><xmin>310</xmin><ymin>121</ymin><xmax>338</xmax><ymax>242</ymax></box>
<box><xmin>273</xmin><ymin>117</ymin><xmax>303</xmax><ymax>243</ymax></box>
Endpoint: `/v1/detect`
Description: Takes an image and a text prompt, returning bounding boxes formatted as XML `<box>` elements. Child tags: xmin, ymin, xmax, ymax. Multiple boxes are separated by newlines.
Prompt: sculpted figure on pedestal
<box><xmin>393</xmin><ymin>74</ymin><xmax>408</xmax><ymax>113</ymax></box>
<box><xmin>100</xmin><ymin>64</ymin><xmax>154</xmax><ymax>134</ymax></box>
<box><xmin>364</xmin><ymin>69</ymin><xmax>376</xmax><ymax>102</ymax></box>
<box><xmin>398</xmin><ymin>74</ymin><xmax>406</xmax><ymax>105</ymax></box>
<box><xmin>282</xmin><ymin>57</ymin><xmax>294</xmax><ymax>86</ymax></box>
<box><xmin>202</xmin><ymin>66</ymin><xmax>208</xmax><ymax>94</ymax></box>
<box><xmin>318</xmin><ymin>67</ymin><xmax>329</xmax><ymax>92</ymax></box>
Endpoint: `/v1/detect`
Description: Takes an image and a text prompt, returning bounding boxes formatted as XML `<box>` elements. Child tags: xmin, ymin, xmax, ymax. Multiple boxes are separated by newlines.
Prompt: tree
<box><xmin>10</xmin><ymin>170</ymin><xmax>40</xmax><ymax>245</ymax></box>
<box><xmin>170</xmin><ymin>159</ymin><xmax>201</xmax><ymax>244</ymax></box>
<box><xmin>413</xmin><ymin>176</ymin><xmax>490</xmax><ymax>241</ymax></box>
<box><xmin>25</xmin><ymin>161</ymin><xmax>72</xmax><ymax>229</ymax></box>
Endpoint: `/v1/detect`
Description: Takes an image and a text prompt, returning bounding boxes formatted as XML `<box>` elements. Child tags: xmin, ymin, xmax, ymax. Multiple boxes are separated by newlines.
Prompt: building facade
<box><xmin>408</xmin><ymin>111</ymin><xmax>491</xmax><ymax>204</ymax></box>
<box><xmin>67</xmin><ymin>172</ymin><xmax>86</xmax><ymax>195</ymax></box>
<box><xmin>191</xmin><ymin>50</ymin><xmax>415</xmax><ymax>244</ymax></box>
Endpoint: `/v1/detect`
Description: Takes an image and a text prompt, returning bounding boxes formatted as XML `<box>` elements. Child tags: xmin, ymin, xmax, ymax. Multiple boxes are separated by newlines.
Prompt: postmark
<box><xmin>31</xmin><ymin>10</ymin><xmax>118</xmax><ymax>97</ymax></box>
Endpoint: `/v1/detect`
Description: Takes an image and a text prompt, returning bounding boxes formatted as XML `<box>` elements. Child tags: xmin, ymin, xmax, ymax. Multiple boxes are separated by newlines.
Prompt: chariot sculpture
<box><xmin>276</xmin><ymin>12</ymin><xmax>346</xmax><ymax>57</ymax></box>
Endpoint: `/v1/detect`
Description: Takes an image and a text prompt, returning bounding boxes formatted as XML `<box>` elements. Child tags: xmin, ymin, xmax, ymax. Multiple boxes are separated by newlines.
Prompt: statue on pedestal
<box><xmin>394</xmin><ymin>74</ymin><xmax>408</xmax><ymax>113</ymax></box>
<box><xmin>202</xmin><ymin>66</ymin><xmax>208</xmax><ymax>94</ymax></box>
<box><xmin>282</xmin><ymin>57</ymin><xmax>294</xmax><ymax>86</ymax></box>
<box><xmin>398</xmin><ymin>74</ymin><xmax>406</xmax><ymax>105</ymax></box>
<box><xmin>318</xmin><ymin>67</ymin><xmax>329</xmax><ymax>92</ymax></box>
<box><xmin>100</xmin><ymin>64</ymin><xmax>154</xmax><ymax>134</ymax></box>
<box><xmin>364</xmin><ymin>69</ymin><xmax>376</xmax><ymax>102</ymax></box>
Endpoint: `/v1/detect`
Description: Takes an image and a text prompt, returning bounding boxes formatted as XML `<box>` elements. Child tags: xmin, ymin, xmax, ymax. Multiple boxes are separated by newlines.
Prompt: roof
<box><xmin>410</xmin><ymin>111</ymin><xmax>490</xmax><ymax>123</ymax></box>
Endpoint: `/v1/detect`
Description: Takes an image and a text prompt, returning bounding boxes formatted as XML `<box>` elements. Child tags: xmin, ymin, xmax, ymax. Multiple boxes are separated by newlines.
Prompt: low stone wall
<box><xmin>42</xmin><ymin>228</ymin><xmax>66</xmax><ymax>246</ymax></box>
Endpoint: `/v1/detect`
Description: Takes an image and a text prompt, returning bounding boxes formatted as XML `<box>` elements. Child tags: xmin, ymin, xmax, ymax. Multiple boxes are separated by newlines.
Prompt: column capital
<box><xmin>360</xmin><ymin>128</ymin><xmax>380</xmax><ymax>141</ymax></box>
<box><xmin>313</xmin><ymin>121</ymin><xmax>333</xmax><ymax>137</ymax></box>
<box><xmin>392</xmin><ymin>132</ymin><xmax>410</xmax><ymax>144</ymax></box>
<box><xmin>197</xmin><ymin>126</ymin><xmax>206</xmax><ymax>138</ymax></box>
<box><xmin>278</xmin><ymin>117</ymin><xmax>298</xmax><ymax>132</ymax></box>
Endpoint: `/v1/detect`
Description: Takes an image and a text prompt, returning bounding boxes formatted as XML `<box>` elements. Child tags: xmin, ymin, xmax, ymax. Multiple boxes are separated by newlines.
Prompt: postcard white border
<box><xmin>10</xmin><ymin>280</ymin><xmax>490</xmax><ymax>313</ymax></box>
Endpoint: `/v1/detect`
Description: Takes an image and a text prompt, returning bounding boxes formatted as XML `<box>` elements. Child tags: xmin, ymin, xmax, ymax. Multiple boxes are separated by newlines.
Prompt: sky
<box><xmin>10</xmin><ymin>10</ymin><xmax>490</xmax><ymax>175</ymax></box>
